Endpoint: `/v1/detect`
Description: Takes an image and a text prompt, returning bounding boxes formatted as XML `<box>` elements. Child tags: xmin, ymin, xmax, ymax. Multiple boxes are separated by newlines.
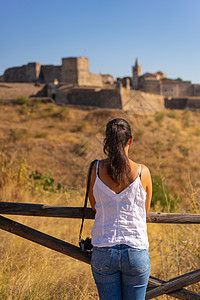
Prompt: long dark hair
<box><xmin>103</xmin><ymin>118</ymin><xmax>132</xmax><ymax>185</ymax></box>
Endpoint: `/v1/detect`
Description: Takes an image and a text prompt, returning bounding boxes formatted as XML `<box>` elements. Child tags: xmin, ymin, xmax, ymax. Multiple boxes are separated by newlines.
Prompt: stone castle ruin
<box><xmin>2</xmin><ymin>57</ymin><xmax>114</xmax><ymax>86</ymax></box>
<box><xmin>1</xmin><ymin>57</ymin><xmax>200</xmax><ymax>111</ymax></box>
<box><xmin>130</xmin><ymin>58</ymin><xmax>200</xmax><ymax>98</ymax></box>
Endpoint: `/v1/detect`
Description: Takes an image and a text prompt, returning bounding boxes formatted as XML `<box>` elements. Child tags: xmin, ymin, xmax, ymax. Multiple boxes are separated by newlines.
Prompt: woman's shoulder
<box><xmin>140</xmin><ymin>164</ymin><xmax>150</xmax><ymax>173</ymax></box>
<box><xmin>140</xmin><ymin>164</ymin><xmax>151</xmax><ymax>180</ymax></box>
<box><xmin>129</xmin><ymin>160</ymin><xmax>151</xmax><ymax>176</ymax></box>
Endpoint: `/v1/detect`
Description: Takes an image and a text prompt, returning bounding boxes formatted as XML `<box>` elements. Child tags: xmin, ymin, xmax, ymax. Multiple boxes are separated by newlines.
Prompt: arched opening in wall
<box><xmin>52</xmin><ymin>93</ymin><xmax>55</xmax><ymax>100</ymax></box>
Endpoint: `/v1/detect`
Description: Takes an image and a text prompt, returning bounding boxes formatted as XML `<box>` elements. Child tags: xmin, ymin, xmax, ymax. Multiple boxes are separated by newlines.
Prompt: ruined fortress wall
<box><xmin>165</xmin><ymin>97</ymin><xmax>200</xmax><ymax>109</ymax></box>
<box><xmin>4</xmin><ymin>63</ymin><xmax>41</xmax><ymax>82</ymax></box>
<box><xmin>160</xmin><ymin>80</ymin><xmax>193</xmax><ymax>97</ymax></box>
<box><xmin>56</xmin><ymin>87</ymin><xmax>121</xmax><ymax>108</ymax></box>
<box><xmin>140</xmin><ymin>79</ymin><xmax>160</xmax><ymax>95</ymax></box>
<box><xmin>0</xmin><ymin>83</ymin><xmax>47</xmax><ymax>100</ymax></box>
<box><xmin>187</xmin><ymin>97</ymin><xmax>200</xmax><ymax>108</ymax></box>
<box><xmin>177</xmin><ymin>81</ymin><xmax>193</xmax><ymax>96</ymax></box>
<box><xmin>193</xmin><ymin>84</ymin><xmax>200</xmax><ymax>96</ymax></box>
<box><xmin>61</xmin><ymin>58</ymin><xmax>78</xmax><ymax>84</ymax></box>
<box><xmin>40</xmin><ymin>65</ymin><xmax>61</xmax><ymax>83</ymax></box>
<box><xmin>77</xmin><ymin>57</ymin><xmax>103</xmax><ymax>87</ymax></box>
<box><xmin>120</xmin><ymin>87</ymin><xmax>164</xmax><ymax>113</ymax></box>
<box><xmin>61</xmin><ymin>57</ymin><xmax>103</xmax><ymax>87</ymax></box>
<box><xmin>81</xmin><ymin>73</ymin><xmax>103</xmax><ymax>87</ymax></box>
<box><xmin>67</xmin><ymin>89</ymin><xmax>121</xmax><ymax>108</ymax></box>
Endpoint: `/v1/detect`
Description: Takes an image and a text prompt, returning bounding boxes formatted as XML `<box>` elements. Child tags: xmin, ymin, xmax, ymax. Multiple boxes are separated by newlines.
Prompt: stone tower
<box><xmin>132</xmin><ymin>58</ymin><xmax>142</xmax><ymax>89</ymax></box>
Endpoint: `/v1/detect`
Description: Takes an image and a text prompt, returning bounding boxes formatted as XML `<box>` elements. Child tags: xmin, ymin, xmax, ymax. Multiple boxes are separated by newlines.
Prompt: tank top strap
<box><xmin>96</xmin><ymin>160</ymin><xmax>100</xmax><ymax>176</ymax></box>
<box><xmin>138</xmin><ymin>164</ymin><xmax>142</xmax><ymax>179</ymax></box>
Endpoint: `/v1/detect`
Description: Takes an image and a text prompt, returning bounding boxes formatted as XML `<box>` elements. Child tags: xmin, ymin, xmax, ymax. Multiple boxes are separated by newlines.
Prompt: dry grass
<box><xmin>0</xmin><ymin>101</ymin><xmax>200</xmax><ymax>299</ymax></box>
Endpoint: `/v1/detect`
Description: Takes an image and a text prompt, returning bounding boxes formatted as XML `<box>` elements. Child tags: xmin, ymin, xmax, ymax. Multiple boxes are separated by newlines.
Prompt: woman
<box><xmin>88</xmin><ymin>118</ymin><xmax>152</xmax><ymax>300</ymax></box>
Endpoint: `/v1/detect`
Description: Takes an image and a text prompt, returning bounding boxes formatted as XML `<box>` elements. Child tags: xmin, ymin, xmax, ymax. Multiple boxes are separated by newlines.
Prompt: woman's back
<box><xmin>89</xmin><ymin>118</ymin><xmax>152</xmax><ymax>300</ymax></box>
<box><xmin>91</xmin><ymin>160</ymin><xmax>149</xmax><ymax>249</ymax></box>
<box><xmin>94</xmin><ymin>158</ymin><xmax>144</xmax><ymax>194</ymax></box>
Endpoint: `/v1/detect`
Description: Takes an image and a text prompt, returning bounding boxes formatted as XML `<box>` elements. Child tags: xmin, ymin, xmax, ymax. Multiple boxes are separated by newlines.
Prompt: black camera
<box><xmin>79</xmin><ymin>237</ymin><xmax>93</xmax><ymax>252</ymax></box>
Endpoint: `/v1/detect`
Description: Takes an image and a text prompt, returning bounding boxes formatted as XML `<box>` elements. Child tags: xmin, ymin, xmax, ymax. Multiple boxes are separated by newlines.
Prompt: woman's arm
<box><xmin>141</xmin><ymin>164</ymin><xmax>152</xmax><ymax>214</ymax></box>
<box><xmin>87</xmin><ymin>161</ymin><xmax>97</xmax><ymax>211</ymax></box>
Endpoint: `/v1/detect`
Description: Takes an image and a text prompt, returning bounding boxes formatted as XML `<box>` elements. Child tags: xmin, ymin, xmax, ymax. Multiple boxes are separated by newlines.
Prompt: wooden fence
<box><xmin>0</xmin><ymin>201</ymin><xmax>200</xmax><ymax>299</ymax></box>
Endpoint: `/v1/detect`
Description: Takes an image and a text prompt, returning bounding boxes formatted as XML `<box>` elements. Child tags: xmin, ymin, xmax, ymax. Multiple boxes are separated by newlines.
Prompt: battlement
<box><xmin>2</xmin><ymin>57</ymin><xmax>111</xmax><ymax>88</ymax></box>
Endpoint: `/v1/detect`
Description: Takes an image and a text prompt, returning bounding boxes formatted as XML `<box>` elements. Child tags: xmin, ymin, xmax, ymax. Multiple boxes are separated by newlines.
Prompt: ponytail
<box><xmin>103</xmin><ymin>118</ymin><xmax>132</xmax><ymax>185</ymax></box>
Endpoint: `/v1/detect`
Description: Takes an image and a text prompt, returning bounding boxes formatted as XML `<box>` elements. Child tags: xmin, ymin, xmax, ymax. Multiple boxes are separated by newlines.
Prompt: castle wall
<box><xmin>101</xmin><ymin>74</ymin><xmax>114</xmax><ymax>85</ymax></box>
<box><xmin>40</xmin><ymin>65</ymin><xmax>61</xmax><ymax>83</ymax></box>
<box><xmin>4</xmin><ymin>63</ymin><xmax>41</xmax><ymax>82</ymax></box>
<box><xmin>160</xmin><ymin>81</ymin><xmax>179</xmax><ymax>97</ymax></box>
<box><xmin>81</xmin><ymin>73</ymin><xmax>103</xmax><ymax>87</ymax></box>
<box><xmin>187</xmin><ymin>97</ymin><xmax>200</xmax><ymax>108</ymax></box>
<box><xmin>140</xmin><ymin>78</ymin><xmax>160</xmax><ymax>94</ymax></box>
<box><xmin>77</xmin><ymin>57</ymin><xmax>103</xmax><ymax>87</ymax></box>
<box><xmin>61</xmin><ymin>57</ymin><xmax>103</xmax><ymax>87</ymax></box>
<box><xmin>192</xmin><ymin>84</ymin><xmax>200</xmax><ymax>96</ymax></box>
<box><xmin>120</xmin><ymin>86</ymin><xmax>164</xmax><ymax>113</ymax></box>
<box><xmin>61</xmin><ymin>57</ymin><xmax>78</xmax><ymax>84</ymax></box>
<box><xmin>165</xmin><ymin>97</ymin><xmax>200</xmax><ymax>109</ymax></box>
<box><xmin>177</xmin><ymin>81</ymin><xmax>193</xmax><ymax>96</ymax></box>
<box><xmin>160</xmin><ymin>80</ymin><xmax>193</xmax><ymax>97</ymax></box>
<box><xmin>55</xmin><ymin>86</ymin><xmax>121</xmax><ymax>108</ymax></box>
<box><xmin>0</xmin><ymin>83</ymin><xmax>47</xmax><ymax>100</ymax></box>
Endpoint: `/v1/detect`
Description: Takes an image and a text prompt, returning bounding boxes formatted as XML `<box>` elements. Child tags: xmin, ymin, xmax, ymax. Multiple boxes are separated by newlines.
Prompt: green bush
<box><xmin>76</xmin><ymin>121</ymin><xmax>87</xmax><ymax>132</ymax></box>
<box><xmin>155</xmin><ymin>112</ymin><xmax>164</xmax><ymax>123</ymax></box>
<box><xmin>152</xmin><ymin>175</ymin><xmax>179</xmax><ymax>212</ymax></box>
<box><xmin>0</xmin><ymin>96</ymin><xmax>5</xmax><ymax>105</ymax></box>
<box><xmin>16</xmin><ymin>96</ymin><xmax>30</xmax><ymax>105</ymax></box>
<box><xmin>29</xmin><ymin>170</ymin><xmax>62</xmax><ymax>192</ymax></box>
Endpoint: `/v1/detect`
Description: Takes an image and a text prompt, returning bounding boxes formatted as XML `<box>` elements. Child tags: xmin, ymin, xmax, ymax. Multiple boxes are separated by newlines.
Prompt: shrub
<box><xmin>33</xmin><ymin>98</ymin><xmax>42</xmax><ymax>109</ymax></box>
<box><xmin>152</xmin><ymin>174</ymin><xmax>179</xmax><ymax>212</ymax></box>
<box><xmin>16</xmin><ymin>96</ymin><xmax>30</xmax><ymax>105</ymax></box>
<box><xmin>76</xmin><ymin>121</ymin><xmax>87</xmax><ymax>132</ymax></box>
<box><xmin>167</xmin><ymin>111</ymin><xmax>177</xmax><ymax>119</ymax></box>
<box><xmin>29</xmin><ymin>170</ymin><xmax>62</xmax><ymax>192</ymax></box>
<box><xmin>52</xmin><ymin>107</ymin><xmax>69</xmax><ymax>120</ymax></box>
<box><xmin>155</xmin><ymin>112</ymin><xmax>164</xmax><ymax>123</ymax></box>
<box><xmin>182</xmin><ymin>110</ymin><xmax>190</xmax><ymax>128</ymax></box>
<box><xmin>0</xmin><ymin>96</ymin><xmax>5</xmax><ymax>105</ymax></box>
<box><xmin>10</xmin><ymin>128</ymin><xmax>28</xmax><ymax>141</ymax></box>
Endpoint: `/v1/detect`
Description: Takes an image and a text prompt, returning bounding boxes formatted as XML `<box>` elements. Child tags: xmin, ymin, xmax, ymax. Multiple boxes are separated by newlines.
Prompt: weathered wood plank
<box><xmin>0</xmin><ymin>215</ymin><xmax>91</xmax><ymax>264</ymax></box>
<box><xmin>147</xmin><ymin>212</ymin><xmax>200</xmax><ymax>224</ymax></box>
<box><xmin>146</xmin><ymin>269</ymin><xmax>200</xmax><ymax>299</ymax></box>
<box><xmin>1</xmin><ymin>202</ymin><xmax>200</xmax><ymax>224</ymax></box>
<box><xmin>1</xmin><ymin>215</ymin><xmax>200</xmax><ymax>299</ymax></box>
<box><xmin>147</xmin><ymin>276</ymin><xmax>200</xmax><ymax>299</ymax></box>
<box><xmin>0</xmin><ymin>202</ymin><xmax>94</xmax><ymax>218</ymax></box>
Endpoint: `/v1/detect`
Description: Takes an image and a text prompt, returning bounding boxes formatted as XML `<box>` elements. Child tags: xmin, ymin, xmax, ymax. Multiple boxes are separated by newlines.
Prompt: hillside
<box><xmin>1</xmin><ymin>99</ymin><xmax>200</xmax><ymax>209</ymax></box>
<box><xmin>0</xmin><ymin>99</ymin><xmax>200</xmax><ymax>299</ymax></box>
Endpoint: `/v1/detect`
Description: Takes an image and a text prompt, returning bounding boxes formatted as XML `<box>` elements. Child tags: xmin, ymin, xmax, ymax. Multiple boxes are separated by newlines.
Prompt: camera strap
<box><xmin>79</xmin><ymin>159</ymin><xmax>97</xmax><ymax>242</ymax></box>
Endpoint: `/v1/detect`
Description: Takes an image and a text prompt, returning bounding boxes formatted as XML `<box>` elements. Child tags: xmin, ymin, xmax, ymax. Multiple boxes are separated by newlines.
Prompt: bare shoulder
<box><xmin>141</xmin><ymin>164</ymin><xmax>151</xmax><ymax>175</ymax></box>
<box><xmin>140</xmin><ymin>164</ymin><xmax>152</xmax><ymax>184</ymax></box>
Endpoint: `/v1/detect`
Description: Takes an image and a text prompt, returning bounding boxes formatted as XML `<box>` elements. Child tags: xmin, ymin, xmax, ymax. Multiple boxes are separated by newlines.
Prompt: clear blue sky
<box><xmin>0</xmin><ymin>0</ymin><xmax>200</xmax><ymax>83</ymax></box>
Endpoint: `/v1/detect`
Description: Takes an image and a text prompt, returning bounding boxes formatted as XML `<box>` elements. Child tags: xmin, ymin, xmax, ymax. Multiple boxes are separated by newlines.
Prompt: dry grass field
<box><xmin>0</xmin><ymin>99</ymin><xmax>199</xmax><ymax>299</ymax></box>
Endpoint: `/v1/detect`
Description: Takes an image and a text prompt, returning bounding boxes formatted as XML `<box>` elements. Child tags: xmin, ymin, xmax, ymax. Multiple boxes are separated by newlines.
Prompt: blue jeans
<box><xmin>91</xmin><ymin>244</ymin><xmax>150</xmax><ymax>300</ymax></box>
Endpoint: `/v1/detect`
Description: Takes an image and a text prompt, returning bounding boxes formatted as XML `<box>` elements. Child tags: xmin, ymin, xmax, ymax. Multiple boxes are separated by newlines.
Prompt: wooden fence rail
<box><xmin>1</xmin><ymin>201</ymin><xmax>200</xmax><ymax>224</ymax></box>
<box><xmin>0</xmin><ymin>201</ymin><xmax>200</xmax><ymax>299</ymax></box>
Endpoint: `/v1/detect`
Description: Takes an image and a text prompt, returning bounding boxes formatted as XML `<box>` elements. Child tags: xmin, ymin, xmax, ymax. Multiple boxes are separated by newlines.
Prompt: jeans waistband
<box><xmin>93</xmin><ymin>244</ymin><xmax>149</xmax><ymax>251</ymax></box>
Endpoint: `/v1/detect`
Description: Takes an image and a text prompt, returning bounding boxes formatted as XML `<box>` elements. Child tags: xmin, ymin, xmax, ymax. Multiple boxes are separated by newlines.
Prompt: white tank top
<box><xmin>91</xmin><ymin>160</ymin><xmax>149</xmax><ymax>249</ymax></box>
